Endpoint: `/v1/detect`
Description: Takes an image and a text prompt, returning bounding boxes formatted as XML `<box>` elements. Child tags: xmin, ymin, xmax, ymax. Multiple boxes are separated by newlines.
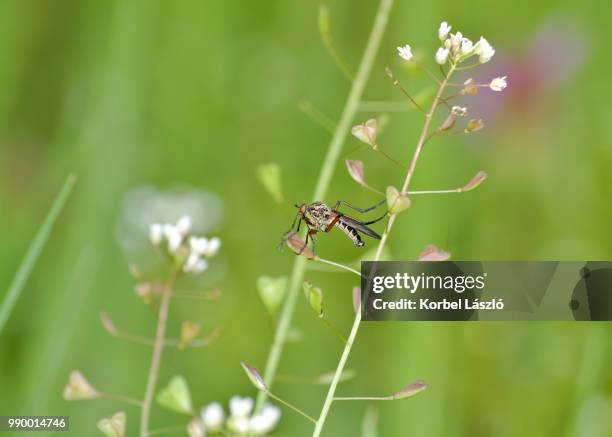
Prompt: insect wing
<box><xmin>338</xmin><ymin>215</ymin><xmax>381</xmax><ymax>240</ymax></box>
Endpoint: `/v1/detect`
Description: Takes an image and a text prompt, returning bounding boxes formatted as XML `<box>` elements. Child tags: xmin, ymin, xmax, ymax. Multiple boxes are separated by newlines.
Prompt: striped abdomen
<box><xmin>334</xmin><ymin>221</ymin><xmax>364</xmax><ymax>247</ymax></box>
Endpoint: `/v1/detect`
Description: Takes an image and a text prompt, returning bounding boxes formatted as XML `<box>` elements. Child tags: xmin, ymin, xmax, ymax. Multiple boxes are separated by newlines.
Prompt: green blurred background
<box><xmin>1</xmin><ymin>0</ymin><xmax>611</xmax><ymax>436</ymax></box>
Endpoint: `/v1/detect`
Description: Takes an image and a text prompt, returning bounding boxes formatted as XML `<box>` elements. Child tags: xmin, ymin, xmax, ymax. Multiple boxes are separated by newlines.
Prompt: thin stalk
<box><xmin>255</xmin><ymin>0</ymin><xmax>394</xmax><ymax>412</ymax></box>
<box><xmin>321</xmin><ymin>316</ymin><xmax>349</xmax><ymax>345</ymax></box>
<box><xmin>99</xmin><ymin>391</ymin><xmax>144</xmax><ymax>407</ymax></box>
<box><xmin>334</xmin><ymin>396</ymin><xmax>392</xmax><ymax>401</ymax></box>
<box><xmin>408</xmin><ymin>188</ymin><xmax>461</xmax><ymax>195</ymax></box>
<box><xmin>312</xmin><ymin>64</ymin><xmax>456</xmax><ymax>437</ymax></box>
<box><xmin>266</xmin><ymin>391</ymin><xmax>318</xmax><ymax>424</ymax></box>
<box><xmin>140</xmin><ymin>270</ymin><xmax>178</xmax><ymax>437</ymax></box>
<box><xmin>315</xmin><ymin>257</ymin><xmax>362</xmax><ymax>277</ymax></box>
<box><xmin>148</xmin><ymin>426</ymin><xmax>186</xmax><ymax>436</ymax></box>
<box><xmin>299</xmin><ymin>100</ymin><xmax>337</xmax><ymax>133</ymax></box>
<box><xmin>373</xmin><ymin>145</ymin><xmax>407</xmax><ymax>170</ymax></box>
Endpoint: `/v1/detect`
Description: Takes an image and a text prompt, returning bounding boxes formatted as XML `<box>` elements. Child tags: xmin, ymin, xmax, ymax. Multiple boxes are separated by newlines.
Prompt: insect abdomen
<box><xmin>335</xmin><ymin>221</ymin><xmax>364</xmax><ymax>247</ymax></box>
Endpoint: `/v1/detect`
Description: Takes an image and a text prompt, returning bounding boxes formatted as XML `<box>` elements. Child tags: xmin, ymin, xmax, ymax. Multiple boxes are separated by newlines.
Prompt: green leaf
<box><xmin>386</xmin><ymin>186</ymin><xmax>411</xmax><ymax>214</ymax></box>
<box><xmin>156</xmin><ymin>376</ymin><xmax>193</xmax><ymax>415</ymax></box>
<box><xmin>0</xmin><ymin>173</ymin><xmax>77</xmax><ymax>333</ymax></box>
<box><xmin>256</xmin><ymin>163</ymin><xmax>283</xmax><ymax>203</ymax></box>
<box><xmin>303</xmin><ymin>281</ymin><xmax>324</xmax><ymax>317</ymax></box>
<box><xmin>257</xmin><ymin>276</ymin><xmax>288</xmax><ymax>315</ymax></box>
<box><xmin>97</xmin><ymin>411</ymin><xmax>126</xmax><ymax>437</ymax></box>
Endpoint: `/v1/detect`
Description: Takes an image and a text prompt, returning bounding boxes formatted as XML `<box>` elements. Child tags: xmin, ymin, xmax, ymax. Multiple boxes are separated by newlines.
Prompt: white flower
<box><xmin>229</xmin><ymin>396</ymin><xmax>254</xmax><ymax>418</ymax></box>
<box><xmin>475</xmin><ymin>36</ymin><xmax>495</xmax><ymax>63</ymax></box>
<box><xmin>201</xmin><ymin>402</ymin><xmax>224</xmax><ymax>431</ymax></box>
<box><xmin>397</xmin><ymin>44</ymin><xmax>413</xmax><ymax>61</ymax></box>
<box><xmin>189</xmin><ymin>236</ymin><xmax>209</xmax><ymax>256</ymax></box>
<box><xmin>183</xmin><ymin>253</ymin><xmax>208</xmax><ymax>274</ymax></box>
<box><xmin>249</xmin><ymin>404</ymin><xmax>281</xmax><ymax>435</ymax></box>
<box><xmin>435</xmin><ymin>47</ymin><xmax>449</xmax><ymax>65</ymax></box>
<box><xmin>460</xmin><ymin>37</ymin><xmax>473</xmax><ymax>55</ymax></box>
<box><xmin>227</xmin><ymin>416</ymin><xmax>249</xmax><ymax>434</ymax></box>
<box><xmin>163</xmin><ymin>224</ymin><xmax>183</xmax><ymax>253</ymax></box>
<box><xmin>489</xmin><ymin>76</ymin><xmax>507</xmax><ymax>92</ymax></box>
<box><xmin>186</xmin><ymin>419</ymin><xmax>207</xmax><ymax>437</ymax></box>
<box><xmin>438</xmin><ymin>21</ymin><xmax>451</xmax><ymax>41</ymax></box>
<box><xmin>203</xmin><ymin>237</ymin><xmax>221</xmax><ymax>258</ymax></box>
<box><xmin>451</xmin><ymin>106</ymin><xmax>468</xmax><ymax>116</ymax></box>
<box><xmin>177</xmin><ymin>215</ymin><xmax>192</xmax><ymax>236</ymax></box>
<box><xmin>450</xmin><ymin>32</ymin><xmax>462</xmax><ymax>51</ymax></box>
<box><xmin>149</xmin><ymin>223</ymin><xmax>163</xmax><ymax>245</ymax></box>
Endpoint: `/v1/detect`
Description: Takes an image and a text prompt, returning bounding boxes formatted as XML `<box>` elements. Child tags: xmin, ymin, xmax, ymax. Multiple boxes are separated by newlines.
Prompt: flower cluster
<box><xmin>149</xmin><ymin>216</ymin><xmax>221</xmax><ymax>274</ymax></box>
<box><xmin>187</xmin><ymin>396</ymin><xmax>281</xmax><ymax>437</ymax></box>
<box><xmin>397</xmin><ymin>21</ymin><xmax>507</xmax><ymax>94</ymax></box>
<box><xmin>434</xmin><ymin>21</ymin><xmax>495</xmax><ymax>65</ymax></box>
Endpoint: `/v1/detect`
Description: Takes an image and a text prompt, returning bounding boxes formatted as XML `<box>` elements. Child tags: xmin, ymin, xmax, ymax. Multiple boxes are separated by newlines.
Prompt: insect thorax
<box><xmin>305</xmin><ymin>202</ymin><xmax>334</xmax><ymax>231</ymax></box>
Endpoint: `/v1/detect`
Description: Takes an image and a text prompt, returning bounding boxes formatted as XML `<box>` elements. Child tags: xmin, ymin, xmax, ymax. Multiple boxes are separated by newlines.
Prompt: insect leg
<box><xmin>332</xmin><ymin>198</ymin><xmax>386</xmax><ymax>214</ymax></box>
<box><xmin>279</xmin><ymin>215</ymin><xmax>302</xmax><ymax>251</ymax></box>
<box><xmin>298</xmin><ymin>231</ymin><xmax>311</xmax><ymax>255</ymax></box>
<box><xmin>361</xmin><ymin>210</ymin><xmax>388</xmax><ymax>225</ymax></box>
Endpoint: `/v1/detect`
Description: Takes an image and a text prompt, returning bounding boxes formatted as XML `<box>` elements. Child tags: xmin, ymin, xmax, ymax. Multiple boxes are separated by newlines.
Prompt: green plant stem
<box><xmin>99</xmin><ymin>391</ymin><xmax>144</xmax><ymax>407</ymax></box>
<box><xmin>315</xmin><ymin>257</ymin><xmax>362</xmax><ymax>277</ymax></box>
<box><xmin>255</xmin><ymin>0</ymin><xmax>394</xmax><ymax>412</ymax></box>
<box><xmin>322</xmin><ymin>316</ymin><xmax>349</xmax><ymax>345</ymax></box>
<box><xmin>266</xmin><ymin>391</ymin><xmax>318</xmax><ymax>424</ymax></box>
<box><xmin>312</xmin><ymin>64</ymin><xmax>456</xmax><ymax>437</ymax></box>
<box><xmin>0</xmin><ymin>173</ymin><xmax>77</xmax><ymax>334</ymax></box>
<box><xmin>140</xmin><ymin>270</ymin><xmax>178</xmax><ymax>437</ymax></box>
<box><xmin>334</xmin><ymin>396</ymin><xmax>392</xmax><ymax>401</ymax></box>
<box><xmin>408</xmin><ymin>188</ymin><xmax>461</xmax><ymax>195</ymax></box>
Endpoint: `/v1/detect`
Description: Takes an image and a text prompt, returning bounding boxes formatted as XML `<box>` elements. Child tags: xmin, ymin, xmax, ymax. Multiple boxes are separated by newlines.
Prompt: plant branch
<box><xmin>312</xmin><ymin>64</ymin><xmax>455</xmax><ymax>437</ymax></box>
<box><xmin>315</xmin><ymin>257</ymin><xmax>362</xmax><ymax>277</ymax></box>
<box><xmin>140</xmin><ymin>270</ymin><xmax>178</xmax><ymax>437</ymax></box>
<box><xmin>266</xmin><ymin>391</ymin><xmax>318</xmax><ymax>424</ymax></box>
<box><xmin>255</xmin><ymin>0</ymin><xmax>394</xmax><ymax>413</ymax></box>
<box><xmin>99</xmin><ymin>391</ymin><xmax>144</xmax><ymax>407</ymax></box>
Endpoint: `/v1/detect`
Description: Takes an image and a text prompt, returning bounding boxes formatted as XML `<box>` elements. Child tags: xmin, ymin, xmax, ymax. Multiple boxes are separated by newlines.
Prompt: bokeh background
<box><xmin>1</xmin><ymin>0</ymin><xmax>611</xmax><ymax>436</ymax></box>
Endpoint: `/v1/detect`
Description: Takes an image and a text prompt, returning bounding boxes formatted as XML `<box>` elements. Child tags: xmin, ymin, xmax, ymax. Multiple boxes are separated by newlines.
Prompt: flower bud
<box><xmin>451</xmin><ymin>106</ymin><xmax>468</xmax><ymax>116</ymax></box>
<box><xmin>489</xmin><ymin>76</ymin><xmax>507</xmax><ymax>92</ymax></box>
<box><xmin>397</xmin><ymin>44</ymin><xmax>413</xmax><ymax>61</ymax></box>
<box><xmin>438</xmin><ymin>21</ymin><xmax>451</xmax><ymax>41</ymax></box>
<box><xmin>149</xmin><ymin>223</ymin><xmax>163</xmax><ymax>245</ymax></box>
<box><xmin>229</xmin><ymin>396</ymin><xmax>254</xmax><ymax>418</ymax></box>
<box><xmin>201</xmin><ymin>402</ymin><xmax>224</xmax><ymax>432</ymax></box>
<box><xmin>186</xmin><ymin>419</ymin><xmax>206</xmax><ymax>437</ymax></box>
<box><xmin>435</xmin><ymin>47</ymin><xmax>449</xmax><ymax>65</ymax></box>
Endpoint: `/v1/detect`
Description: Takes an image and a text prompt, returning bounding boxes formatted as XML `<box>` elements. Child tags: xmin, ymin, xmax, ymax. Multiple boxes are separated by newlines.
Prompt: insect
<box><xmin>281</xmin><ymin>199</ymin><xmax>388</xmax><ymax>254</ymax></box>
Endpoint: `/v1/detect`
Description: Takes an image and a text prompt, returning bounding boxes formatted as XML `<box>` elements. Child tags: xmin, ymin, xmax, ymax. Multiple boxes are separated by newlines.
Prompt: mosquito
<box><xmin>281</xmin><ymin>199</ymin><xmax>388</xmax><ymax>254</ymax></box>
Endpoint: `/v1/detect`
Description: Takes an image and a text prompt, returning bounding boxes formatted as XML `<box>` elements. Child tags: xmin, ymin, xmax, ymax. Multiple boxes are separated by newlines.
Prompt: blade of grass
<box><xmin>0</xmin><ymin>173</ymin><xmax>77</xmax><ymax>334</ymax></box>
<box><xmin>255</xmin><ymin>0</ymin><xmax>394</xmax><ymax>412</ymax></box>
